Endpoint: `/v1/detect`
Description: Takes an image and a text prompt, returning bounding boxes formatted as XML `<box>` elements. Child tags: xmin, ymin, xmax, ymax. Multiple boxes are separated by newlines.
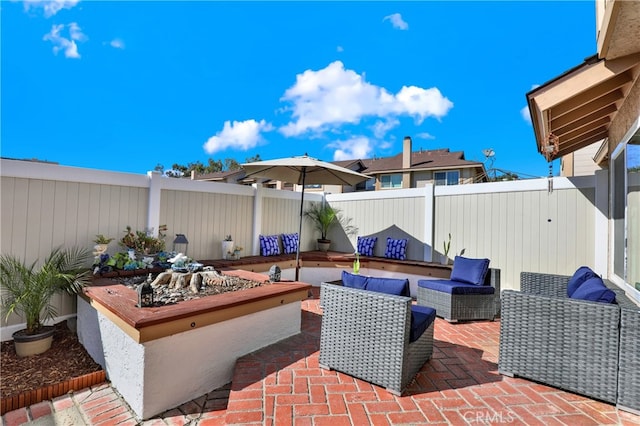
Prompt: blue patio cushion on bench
<box><xmin>567</xmin><ymin>266</ymin><xmax>598</xmax><ymax>297</ymax></box>
<box><xmin>410</xmin><ymin>305</ymin><xmax>436</xmax><ymax>343</ymax></box>
<box><xmin>417</xmin><ymin>279</ymin><xmax>495</xmax><ymax>295</ymax></box>
<box><xmin>570</xmin><ymin>276</ymin><xmax>617</xmax><ymax>304</ymax></box>
<box><xmin>341</xmin><ymin>271</ymin><xmax>409</xmax><ymax>297</ymax></box>
<box><xmin>450</xmin><ymin>256</ymin><xmax>490</xmax><ymax>285</ymax></box>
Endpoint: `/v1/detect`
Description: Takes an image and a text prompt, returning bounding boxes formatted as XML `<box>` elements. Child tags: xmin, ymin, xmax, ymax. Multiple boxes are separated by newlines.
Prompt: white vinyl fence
<box><xmin>1</xmin><ymin>159</ymin><xmax>605</xmax><ymax>339</ymax></box>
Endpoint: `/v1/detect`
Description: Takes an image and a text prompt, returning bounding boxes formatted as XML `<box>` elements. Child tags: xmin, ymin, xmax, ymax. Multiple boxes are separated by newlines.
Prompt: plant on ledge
<box><xmin>119</xmin><ymin>225</ymin><xmax>167</xmax><ymax>255</ymax></box>
<box><xmin>304</xmin><ymin>202</ymin><xmax>357</xmax><ymax>251</ymax></box>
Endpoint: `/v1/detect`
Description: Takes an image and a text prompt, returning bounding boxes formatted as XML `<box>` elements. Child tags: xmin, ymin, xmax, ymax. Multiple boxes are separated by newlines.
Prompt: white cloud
<box><xmin>43</xmin><ymin>22</ymin><xmax>86</xmax><ymax>58</ymax></box>
<box><xmin>416</xmin><ymin>132</ymin><xmax>435</xmax><ymax>140</ymax></box>
<box><xmin>521</xmin><ymin>84</ymin><xmax>540</xmax><ymax>125</ymax></box>
<box><xmin>394</xmin><ymin>86</ymin><xmax>453</xmax><ymax>123</ymax></box>
<box><xmin>110</xmin><ymin>38</ymin><xmax>125</xmax><ymax>49</ymax></box>
<box><xmin>383</xmin><ymin>13</ymin><xmax>408</xmax><ymax>30</ymax></box>
<box><xmin>520</xmin><ymin>105</ymin><xmax>532</xmax><ymax>124</ymax></box>
<box><xmin>330</xmin><ymin>137</ymin><xmax>373</xmax><ymax>161</ymax></box>
<box><xmin>203</xmin><ymin>119</ymin><xmax>274</xmax><ymax>154</ymax></box>
<box><xmin>336</xmin><ymin>45</ymin><xmax>344</xmax><ymax>52</ymax></box>
<box><xmin>279</xmin><ymin>61</ymin><xmax>453</xmax><ymax>137</ymax></box>
<box><xmin>371</xmin><ymin>118</ymin><xmax>399</xmax><ymax>138</ymax></box>
<box><xmin>24</xmin><ymin>0</ymin><xmax>80</xmax><ymax>18</ymax></box>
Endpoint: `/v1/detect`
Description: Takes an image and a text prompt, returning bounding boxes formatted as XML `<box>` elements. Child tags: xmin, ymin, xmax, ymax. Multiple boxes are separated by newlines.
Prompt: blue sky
<box><xmin>2</xmin><ymin>1</ymin><xmax>596</xmax><ymax>178</ymax></box>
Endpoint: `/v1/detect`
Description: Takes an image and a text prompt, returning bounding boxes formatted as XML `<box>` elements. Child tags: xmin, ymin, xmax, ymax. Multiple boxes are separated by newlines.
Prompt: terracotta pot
<box><xmin>12</xmin><ymin>326</ymin><xmax>55</xmax><ymax>357</ymax></box>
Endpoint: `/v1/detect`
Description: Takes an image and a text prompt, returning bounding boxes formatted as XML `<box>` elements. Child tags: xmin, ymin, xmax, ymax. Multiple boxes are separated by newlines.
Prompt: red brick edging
<box><xmin>0</xmin><ymin>370</ymin><xmax>106</xmax><ymax>415</ymax></box>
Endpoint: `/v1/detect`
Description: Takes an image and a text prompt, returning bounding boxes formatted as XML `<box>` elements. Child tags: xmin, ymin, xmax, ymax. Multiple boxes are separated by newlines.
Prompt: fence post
<box><xmin>252</xmin><ymin>184</ymin><xmax>263</xmax><ymax>256</ymax></box>
<box><xmin>423</xmin><ymin>184</ymin><xmax>435</xmax><ymax>262</ymax></box>
<box><xmin>147</xmin><ymin>171</ymin><xmax>163</xmax><ymax>236</ymax></box>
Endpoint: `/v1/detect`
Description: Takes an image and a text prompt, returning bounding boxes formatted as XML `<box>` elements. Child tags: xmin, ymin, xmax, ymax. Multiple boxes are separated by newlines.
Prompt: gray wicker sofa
<box><xmin>319</xmin><ymin>278</ymin><xmax>436</xmax><ymax>395</ymax></box>
<box><xmin>499</xmin><ymin>271</ymin><xmax>640</xmax><ymax>414</ymax></box>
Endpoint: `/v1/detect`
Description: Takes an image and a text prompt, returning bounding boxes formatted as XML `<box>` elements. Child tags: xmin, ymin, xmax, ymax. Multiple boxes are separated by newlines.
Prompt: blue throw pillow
<box><xmin>567</xmin><ymin>266</ymin><xmax>598</xmax><ymax>297</ymax></box>
<box><xmin>357</xmin><ymin>236</ymin><xmax>377</xmax><ymax>257</ymax></box>
<box><xmin>570</xmin><ymin>277</ymin><xmax>617</xmax><ymax>303</ymax></box>
<box><xmin>281</xmin><ymin>233</ymin><xmax>299</xmax><ymax>254</ymax></box>
<box><xmin>450</xmin><ymin>256</ymin><xmax>490</xmax><ymax>286</ymax></box>
<box><xmin>342</xmin><ymin>270</ymin><xmax>367</xmax><ymax>289</ymax></box>
<box><xmin>384</xmin><ymin>238</ymin><xmax>407</xmax><ymax>260</ymax></box>
<box><xmin>259</xmin><ymin>235</ymin><xmax>281</xmax><ymax>256</ymax></box>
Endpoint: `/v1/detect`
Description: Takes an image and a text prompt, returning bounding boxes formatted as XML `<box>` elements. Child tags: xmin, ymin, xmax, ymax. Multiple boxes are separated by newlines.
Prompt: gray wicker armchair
<box><xmin>319</xmin><ymin>282</ymin><xmax>435</xmax><ymax>396</ymax></box>
<box><xmin>499</xmin><ymin>271</ymin><xmax>639</xmax><ymax>414</ymax></box>
<box><xmin>417</xmin><ymin>268</ymin><xmax>501</xmax><ymax>322</ymax></box>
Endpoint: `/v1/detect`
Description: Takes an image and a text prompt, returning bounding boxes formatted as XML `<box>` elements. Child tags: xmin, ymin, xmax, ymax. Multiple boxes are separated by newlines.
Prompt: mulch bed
<box><xmin>1</xmin><ymin>320</ymin><xmax>103</xmax><ymax>399</ymax></box>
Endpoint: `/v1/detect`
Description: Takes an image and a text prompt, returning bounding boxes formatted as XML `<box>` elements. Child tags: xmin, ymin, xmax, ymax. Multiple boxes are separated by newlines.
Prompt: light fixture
<box><xmin>137</xmin><ymin>273</ymin><xmax>154</xmax><ymax>308</ymax></box>
<box><xmin>269</xmin><ymin>265</ymin><xmax>281</xmax><ymax>282</ymax></box>
<box><xmin>173</xmin><ymin>234</ymin><xmax>189</xmax><ymax>254</ymax></box>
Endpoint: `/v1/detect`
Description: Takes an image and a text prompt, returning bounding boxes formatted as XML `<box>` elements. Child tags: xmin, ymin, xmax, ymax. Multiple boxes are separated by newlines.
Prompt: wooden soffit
<box><xmin>527</xmin><ymin>53</ymin><xmax>640</xmax><ymax>161</ymax></box>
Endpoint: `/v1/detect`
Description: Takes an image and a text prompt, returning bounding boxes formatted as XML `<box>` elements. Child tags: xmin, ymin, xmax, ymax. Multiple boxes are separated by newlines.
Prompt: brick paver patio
<box><xmin>3</xmin><ymin>288</ymin><xmax>639</xmax><ymax>425</ymax></box>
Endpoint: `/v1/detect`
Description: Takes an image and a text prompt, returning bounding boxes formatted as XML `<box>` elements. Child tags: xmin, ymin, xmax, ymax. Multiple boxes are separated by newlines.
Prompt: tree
<box><xmin>158</xmin><ymin>155</ymin><xmax>263</xmax><ymax>178</ymax></box>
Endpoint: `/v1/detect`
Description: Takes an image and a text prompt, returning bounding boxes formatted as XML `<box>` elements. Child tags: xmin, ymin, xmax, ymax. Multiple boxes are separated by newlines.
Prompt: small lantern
<box><xmin>137</xmin><ymin>273</ymin><xmax>154</xmax><ymax>308</ymax></box>
<box><xmin>173</xmin><ymin>234</ymin><xmax>189</xmax><ymax>254</ymax></box>
<box><xmin>269</xmin><ymin>265</ymin><xmax>281</xmax><ymax>282</ymax></box>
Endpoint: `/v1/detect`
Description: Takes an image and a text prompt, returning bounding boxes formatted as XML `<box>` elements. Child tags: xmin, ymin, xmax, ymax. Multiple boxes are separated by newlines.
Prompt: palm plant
<box><xmin>304</xmin><ymin>202</ymin><xmax>357</xmax><ymax>242</ymax></box>
<box><xmin>1</xmin><ymin>246</ymin><xmax>92</xmax><ymax>335</ymax></box>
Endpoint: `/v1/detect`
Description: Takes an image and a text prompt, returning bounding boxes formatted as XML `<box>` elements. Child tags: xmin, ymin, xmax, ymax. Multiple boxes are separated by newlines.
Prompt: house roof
<box><xmin>527</xmin><ymin>53</ymin><xmax>640</xmax><ymax>162</ymax></box>
<box><xmin>340</xmin><ymin>149</ymin><xmax>484</xmax><ymax>174</ymax></box>
<box><xmin>526</xmin><ymin>0</ymin><xmax>640</xmax><ymax>162</ymax></box>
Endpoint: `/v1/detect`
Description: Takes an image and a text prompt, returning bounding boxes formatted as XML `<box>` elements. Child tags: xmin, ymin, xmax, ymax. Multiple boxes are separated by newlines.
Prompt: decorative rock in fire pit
<box><xmin>116</xmin><ymin>268</ymin><xmax>270</xmax><ymax>306</ymax></box>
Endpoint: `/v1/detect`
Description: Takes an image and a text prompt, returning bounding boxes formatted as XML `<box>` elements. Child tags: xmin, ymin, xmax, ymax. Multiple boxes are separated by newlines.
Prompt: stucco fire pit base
<box><xmin>77</xmin><ymin>270</ymin><xmax>310</xmax><ymax>420</ymax></box>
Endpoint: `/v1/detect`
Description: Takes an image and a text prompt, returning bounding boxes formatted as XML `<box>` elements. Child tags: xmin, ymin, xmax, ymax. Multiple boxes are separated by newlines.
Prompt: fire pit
<box><xmin>77</xmin><ymin>269</ymin><xmax>310</xmax><ymax>420</ymax></box>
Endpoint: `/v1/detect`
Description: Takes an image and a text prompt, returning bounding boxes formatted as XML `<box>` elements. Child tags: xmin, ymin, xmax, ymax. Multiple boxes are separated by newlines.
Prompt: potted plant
<box><xmin>119</xmin><ymin>226</ymin><xmax>167</xmax><ymax>257</ymax></box>
<box><xmin>222</xmin><ymin>235</ymin><xmax>234</xmax><ymax>260</ymax></box>
<box><xmin>442</xmin><ymin>233</ymin><xmax>452</xmax><ymax>265</ymax></box>
<box><xmin>93</xmin><ymin>234</ymin><xmax>114</xmax><ymax>255</ymax></box>
<box><xmin>0</xmin><ymin>246</ymin><xmax>92</xmax><ymax>357</ymax></box>
<box><xmin>304</xmin><ymin>202</ymin><xmax>356</xmax><ymax>252</ymax></box>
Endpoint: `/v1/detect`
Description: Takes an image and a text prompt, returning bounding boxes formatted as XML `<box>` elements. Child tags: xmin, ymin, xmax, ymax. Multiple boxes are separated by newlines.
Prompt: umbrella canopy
<box><xmin>242</xmin><ymin>154</ymin><xmax>370</xmax><ymax>281</ymax></box>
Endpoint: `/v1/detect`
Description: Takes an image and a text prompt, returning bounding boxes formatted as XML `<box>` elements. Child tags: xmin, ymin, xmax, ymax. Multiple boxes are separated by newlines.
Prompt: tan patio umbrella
<box><xmin>242</xmin><ymin>154</ymin><xmax>370</xmax><ymax>281</ymax></box>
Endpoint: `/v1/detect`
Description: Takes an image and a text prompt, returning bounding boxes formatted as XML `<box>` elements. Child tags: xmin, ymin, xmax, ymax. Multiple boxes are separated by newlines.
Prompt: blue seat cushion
<box><xmin>410</xmin><ymin>305</ymin><xmax>436</xmax><ymax>343</ymax></box>
<box><xmin>450</xmin><ymin>256</ymin><xmax>490</xmax><ymax>285</ymax></box>
<box><xmin>342</xmin><ymin>270</ymin><xmax>367</xmax><ymax>289</ymax></box>
<box><xmin>570</xmin><ymin>277</ymin><xmax>617</xmax><ymax>304</ymax></box>
<box><xmin>567</xmin><ymin>266</ymin><xmax>598</xmax><ymax>297</ymax></box>
<box><xmin>365</xmin><ymin>276</ymin><xmax>410</xmax><ymax>297</ymax></box>
<box><xmin>418</xmin><ymin>279</ymin><xmax>495</xmax><ymax>295</ymax></box>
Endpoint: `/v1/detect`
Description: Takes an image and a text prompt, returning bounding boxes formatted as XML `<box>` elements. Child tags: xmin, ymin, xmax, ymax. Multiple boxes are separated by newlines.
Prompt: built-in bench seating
<box><xmin>200</xmin><ymin>251</ymin><xmax>451</xmax><ymax>280</ymax></box>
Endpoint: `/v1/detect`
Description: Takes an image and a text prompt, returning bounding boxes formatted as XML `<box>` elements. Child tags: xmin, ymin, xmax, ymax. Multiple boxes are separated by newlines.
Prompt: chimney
<box><xmin>402</xmin><ymin>136</ymin><xmax>412</xmax><ymax>169</ymax></box>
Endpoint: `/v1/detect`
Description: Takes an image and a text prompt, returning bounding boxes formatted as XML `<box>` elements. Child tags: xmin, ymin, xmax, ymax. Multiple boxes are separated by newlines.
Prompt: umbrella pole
<box><xmin>295</xmin><ymin>168</ymin><xmax>306</xmax><ymax>281</ymax></box>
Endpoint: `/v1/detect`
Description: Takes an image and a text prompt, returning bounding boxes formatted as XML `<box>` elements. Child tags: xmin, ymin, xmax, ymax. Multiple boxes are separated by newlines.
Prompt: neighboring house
<box><xmin>362</xmin><ymin>136</ymin><xmax>487</xmax><ymax>190</ymax></box>
<box><xmin>315</xmin><ymin>136</ymin><xmax>487</xmax><ymax>193</ymax></box>
<box><xmin>526</xmin><ymin>0</ymin><xmax>640</xmax><ymax>299</ymax></box>
<box><xmin>192</xmin><ymin>136</ymin><xmax>487</xmax><ymax>193</ymax></box>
